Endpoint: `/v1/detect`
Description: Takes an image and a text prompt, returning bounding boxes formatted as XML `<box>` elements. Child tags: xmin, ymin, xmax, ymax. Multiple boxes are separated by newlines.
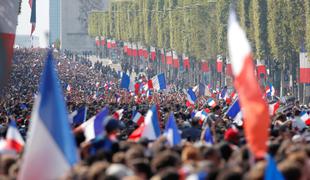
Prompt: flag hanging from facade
<box><xmin>228</xmin><ymin>11</ymin><xmax>270</xmax><ymax>158</ymax></box>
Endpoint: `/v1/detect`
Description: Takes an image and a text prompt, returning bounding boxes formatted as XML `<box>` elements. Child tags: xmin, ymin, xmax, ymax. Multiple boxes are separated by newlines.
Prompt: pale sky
<box><xmin>16</xmin><ymin>0</ymin><xmax>49</xmax><ymax>47</ymax></box>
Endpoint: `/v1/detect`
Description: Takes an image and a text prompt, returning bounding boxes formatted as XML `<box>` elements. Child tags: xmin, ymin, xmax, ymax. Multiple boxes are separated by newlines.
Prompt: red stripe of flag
<box><xmin>228</xmin><ymin>12</ymin><xmax>269</xmax><ymax>158</ymax></box>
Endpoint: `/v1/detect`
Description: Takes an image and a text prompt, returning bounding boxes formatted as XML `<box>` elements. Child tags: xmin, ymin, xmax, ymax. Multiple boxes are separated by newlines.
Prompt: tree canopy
<box><xmin>88</xmin><ymin>0</ymin><xmax>310</xmax><ymax>63</ymax></box>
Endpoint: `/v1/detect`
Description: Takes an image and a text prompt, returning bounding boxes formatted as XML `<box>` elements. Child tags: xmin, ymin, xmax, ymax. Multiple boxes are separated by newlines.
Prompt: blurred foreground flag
<box><xmin>0</xmin><ymin>0</ymin><xmax>19</xmax><ymax>88</ymax></box>
<box><xmin>6</xmin><ymin>120</ymin><xmax>24</xmax><ymax>153</ymax></box>
<box><xmin>264</xmin><ymin>155</ymin><xmax>284</xmax><ymax>180</ymax></box>
<box><xmin>141</xmin><ymin>105</ymin><xmax>161</xmax><ymax>140</ymax></box>
<box><xmin>228</xmin><ymin>11</ymin><xmax>269</xmax><ymax>158</ymax></box>
<box><xmin>164</xmin><ymin>113</ymin><xmax>181</xmax><ymax>146</ymax></box>
<box><xmin>19</xmin><ymin>52</ymin><xmax>78</xmax><ymax>179</ymax></box>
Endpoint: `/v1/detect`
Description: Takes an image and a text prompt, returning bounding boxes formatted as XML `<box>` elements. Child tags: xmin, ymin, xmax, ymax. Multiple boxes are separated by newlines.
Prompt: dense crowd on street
<box><xmin>0</xmin><ymin>49</ymin><xmax>309</xmax><ymax>180</ymax></box>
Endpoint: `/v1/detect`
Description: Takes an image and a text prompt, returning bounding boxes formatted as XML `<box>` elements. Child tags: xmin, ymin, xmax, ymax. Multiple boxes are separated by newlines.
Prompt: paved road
<box><xmin>88</xmin><ymin>56</ymin><xmax>138</xmax><ymax>79</ymax></box>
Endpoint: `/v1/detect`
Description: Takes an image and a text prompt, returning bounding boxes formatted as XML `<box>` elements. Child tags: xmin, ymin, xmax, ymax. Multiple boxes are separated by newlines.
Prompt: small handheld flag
<box><xmin>75</xmin><ymin>107</ymin><xmax>109</xmax><ymax>141</ymax></box>
<box><xmin>6</xmin><ymin>120</ymin><xmax>25</xmax><ymax>153</ymax></box>
<box><xmin>164</xmin><ymin>113</ymin><xmax>181</xmax><ymax>146</ymax></box>
<box><xmin>132</xmin><ymin>112</ymin><xmax>144</xmax><ymax>126</ymax></box>
<box><xmin>204</xmin><ymin>126</ymin><xmax>214</xmax><ymax>145</ymax></box>
<box><xmin>185</xmin><ymin>88</ymin><xmax>197</xmax><ymax>105</ymax></box>
<box><xmin>120</xmin><ymin>73</ymin><xmax>134</xmax><ymax>91</ymax></box>
<box><xmin>150</xmin><ymin>73</ymin><xmax>166</xmax><ymax>91</ymax></box>
<box><xmin>141</xmin><ymin>105</ymin><xmax>161</xmax><ymax>140</ymax></box>
<box><xmin>69</xmin><ymin>106</ymin><xmax>88</xmax><ymax>125</ymax></box>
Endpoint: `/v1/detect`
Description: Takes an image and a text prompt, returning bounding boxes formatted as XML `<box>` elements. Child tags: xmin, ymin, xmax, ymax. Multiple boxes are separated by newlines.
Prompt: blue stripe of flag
<box><xmin>38</xmin><ymin>51</ymin><xmax>77</xmax><ymax>166</ymax></box>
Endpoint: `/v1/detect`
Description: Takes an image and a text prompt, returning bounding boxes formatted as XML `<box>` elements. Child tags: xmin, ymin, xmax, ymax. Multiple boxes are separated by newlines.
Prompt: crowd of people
<box><xmin>0</xmin><ymin>49</ymin><xmax>309</xmax><ymax>179</ymax></box>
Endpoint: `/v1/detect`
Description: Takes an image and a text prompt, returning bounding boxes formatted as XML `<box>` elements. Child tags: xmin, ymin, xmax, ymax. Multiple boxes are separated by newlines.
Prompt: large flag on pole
<box><xmin>19</xmin><ymin>51</ymin><xmax>78</xmax><ymax>179</ymax></box>
<box><xmin>228</xmin><ymin>11</ymin><xmax>270</xmax><ymax>158</ymax></box>
<box><xmin>0</xmin><ymin>0</ymin><xmax>19</xmax><ymax>88</ymax></box>
<box><xmin>29</xmin><ymin>0</ymin><xmax>36</xmax><ymax>35</ymax></box>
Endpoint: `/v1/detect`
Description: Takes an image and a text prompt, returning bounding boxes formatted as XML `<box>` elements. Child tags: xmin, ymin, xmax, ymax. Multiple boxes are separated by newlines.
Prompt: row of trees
<box><xmin>88</xmin><ymin>0</ymin><xmax>310</xmax><ymax>97</ymax></box>
<box><xmin>88</xmin><ymin>0</ymin><xmax>310</xmax><ymax>62</ymax></box>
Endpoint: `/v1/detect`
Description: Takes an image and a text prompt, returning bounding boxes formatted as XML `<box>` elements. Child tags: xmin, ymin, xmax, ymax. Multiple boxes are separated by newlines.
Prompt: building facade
<box><xmin>60</xmin><ymin>0</ymin><xmax>109</xmax><ymax>52</ymax></box>
<box><xmin>49</xmin><ymin>0</ymin><xmax>60</xmax><ymax>45</ymax></box>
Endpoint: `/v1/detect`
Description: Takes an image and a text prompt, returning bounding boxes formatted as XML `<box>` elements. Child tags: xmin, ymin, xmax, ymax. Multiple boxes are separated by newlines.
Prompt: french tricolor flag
<box><xmin>132</xmin><ymin>112</ymin><xmax>144</xmax><ymax>126</ymax></box>
<box><xmin>194</xmin><ymin>110</ymin><xmax>208</xmax><ymax>124</ymax></box>
<box><xmin>185</xmin><ymin>88</ymin><xmax>197</xmax><ymax>105</ymax></box>
<box><xmin>299</xmin><ymin>52</ymin><xmax>310</xmax><ymax>83</ymax></box>
<box><xmin>150</xmin><ymin>46</ymin><xmax>156</xmax><ymax>60</ymax></box>
<box><xmin>166</xmin><ymin>51</ymin><xmax>173</xmax><ymax>65</ymax></box>
<box><xmin>113</xmin><ymin>109</ymin><xmax>124</xmax><ymax>120</ymax></box>
<box><xmin>75</xmin><ymin>107</ymin><xmax>109</xmax><ymax>141</ymax></box>
<box><xmin>265</xmin><ymin>83</ymin><xmax>275</xmax><ymax>97</ymax></box>
<box><xmin>107</xmin><ymin>39</ymin><xmax>111</xmax><ymax>49</ymax></box>
<box><xmin>128</xmin><ymin>123</ymin><xmax>145</xmax><ymax>141</ymax></box>
<box><xmin>256</xmin><ymin>59</ymin><xmax>267</xmax><ymax>79</ymax></box>
<box><xmin>300</xmin><ymin>111</ymin><xmax>310</xmax><ymax>126</ymax></box>
<box><xmin>95</xmin><ymin>36</ymin><xmax>100</xmax><ymax>46</ymax></box>
<box><xmin>216</xmin><ymin>55</ymin><xmax>223</xmax><ymax>73</ymax></box>
<box><xmin>150</xmin><ymin>73</ymin><xmax>166</xmax><ymax>91</ymax></box>
<box><xmin>19</xmin><ymin>52</ymin><xmax>78</xmax><ymax>179</ymax></box>
<box><xmin>6</xmin><ymin>120</ymin><xmax>25</xmax><ymax>153</ymax></box>
<box><xmin>183</xmin><ymin>54</ymin><xmax>190</xmax><ymax>70</ymax></box>
<box><xmin>124</xmin><ymin>42</ymin><xmax>128</xmax><ymax>53</ymax></box>
<box><xmin>120</xmin><ymin>72</ymin><xmax>134</xmax><ymax>91</ymax></box>
<box><xmin>219</xmin><ymin>87</ymin><xmax>229</xmax><ymax>100</ymax></box>
<box><xmin>228</xmin><ymin>11</ymin><xmax>270</xmax><ymax>158</ymax></box>
<box><xmin>141</xmin><ymin>105</ymin><xmax>161</xmax><ymax>140</ymax></box>
<box><xmin>226</xmin><ymin>99</ymin><xmax>243</xmax><ymax>126</ymax></box>
<box><xmin>269</xmin><ymin>101</ymin><xmax>280</xmax><ymax>116</ymax></box>
<box><xmin>0</xmin><ymin>0</ymin><xmax>18</xmax><ymax>87</ymax></box>
<box><xmin>207</xmin><ymin>98</ymin><xmax>216</xmax><ymax>108</ymax></box>
<box><xmin>164</xmin><ymin>113</ymin><xmax>181</xmax><ymax>146</ymax></box>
